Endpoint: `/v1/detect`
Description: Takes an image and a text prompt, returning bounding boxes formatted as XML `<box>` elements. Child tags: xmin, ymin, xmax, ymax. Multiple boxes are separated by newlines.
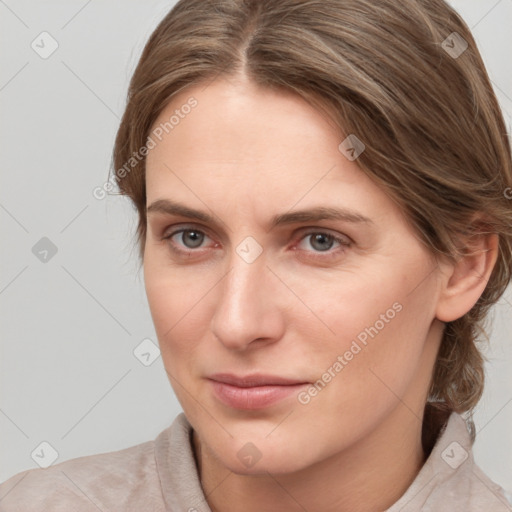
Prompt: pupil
<box><xmin>311</xmin><ymin>233</ymin><xmax>333</xmax><ymax>251</ymax></box>
<box><xmin>183</xmin><ymin>230</ymin><xmax>204</xmax><ymax>248</ymax></box>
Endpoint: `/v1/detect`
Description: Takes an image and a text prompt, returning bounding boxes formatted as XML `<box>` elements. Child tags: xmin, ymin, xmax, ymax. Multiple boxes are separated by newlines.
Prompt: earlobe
<box><xmin>435</xmin><ymin>233</ymin><xmax>499</xmax><ymax>323</ymax></box>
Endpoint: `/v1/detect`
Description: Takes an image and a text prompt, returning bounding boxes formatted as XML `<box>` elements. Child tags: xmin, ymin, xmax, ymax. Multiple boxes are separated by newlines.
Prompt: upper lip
<box><xmin>208</xmin><ymin>373</ymin><xmax>308</xmax><ymax>387</ymax></box>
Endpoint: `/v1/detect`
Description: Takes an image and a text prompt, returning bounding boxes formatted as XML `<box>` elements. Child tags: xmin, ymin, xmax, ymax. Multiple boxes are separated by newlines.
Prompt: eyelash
<box><xmin>161</xmin><ymin>225</ymin><xmax>352</xmax><ymax>261</ymax></box>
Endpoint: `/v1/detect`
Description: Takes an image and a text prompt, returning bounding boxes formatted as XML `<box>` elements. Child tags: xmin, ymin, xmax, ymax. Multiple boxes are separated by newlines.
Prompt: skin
<box><xmin>143</xmin><ymin>74</ymin><xmax>498</xmax><ymax>512</ymax></box>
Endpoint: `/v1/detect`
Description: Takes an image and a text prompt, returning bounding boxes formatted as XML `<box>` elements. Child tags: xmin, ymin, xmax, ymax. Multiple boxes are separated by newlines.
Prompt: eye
<box><xmin>160</xmin><ymin>225</ymin><xmax>351</xmax><ymax>260</ymax></box>
<box><xmin>295</xmin><ymin>230</ymin><xmax>351</xmax><ymax>257</ymax></box>
<box><xmin>162</xmin><ymin>227</ymin><xmax>215</xmax><ymax>253</ymax></box>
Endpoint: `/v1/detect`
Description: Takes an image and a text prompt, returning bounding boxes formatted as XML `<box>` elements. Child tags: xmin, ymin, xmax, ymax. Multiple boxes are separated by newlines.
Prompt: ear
<box><xmin>435</xmin><ymin>231</ymin><xmax>499</xmax><ymax>323</ymax></box>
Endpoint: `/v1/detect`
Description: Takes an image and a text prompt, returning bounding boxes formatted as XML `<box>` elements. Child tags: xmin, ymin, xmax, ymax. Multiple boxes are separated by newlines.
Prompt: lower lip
<box><xmin>209</xmin><ymin>380</ymin><xmax>308</xmax><ymax>410</ymax></box>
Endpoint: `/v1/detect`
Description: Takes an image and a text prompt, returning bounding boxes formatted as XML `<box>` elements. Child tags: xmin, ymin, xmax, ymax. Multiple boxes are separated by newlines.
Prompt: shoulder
<box><xmin>425</xmin><ymin>459</ymin><xmax>512</xmax><ymax>511</ymax></box>
<box><xmin>463</xmin><ymin>463</ymin><xmax>512</xmax><ymax>511</ymax></box>
<box><xmin>0</xmin><ymin>434</ymin><xmax>167</xmax><ymax>512</ymax></box>
<box><xmin>389</xmin><ymin>412</ymin><xmax>512</xmax><ymax>511</ymax></box>
<box><xmin>432</xmin><ymin>414</ymin><xmax>512</xmax><ymax>511</ymax></box>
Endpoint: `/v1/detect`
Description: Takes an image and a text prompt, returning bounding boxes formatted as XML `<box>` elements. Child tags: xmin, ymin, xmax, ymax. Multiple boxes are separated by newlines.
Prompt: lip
<box><xmin>208</xmin><ymin>373</ymin><xmax>309</xmax><ymax>410</ymax></box>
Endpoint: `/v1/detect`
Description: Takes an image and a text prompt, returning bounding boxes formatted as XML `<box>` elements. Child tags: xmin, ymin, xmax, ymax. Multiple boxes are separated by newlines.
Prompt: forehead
<box><xmin>144</xmin><ymin>78</ymin><xmax>398</xmax><ymax>224</ymax></box>
<box><xmin>147</xmin><ymin>78</ymin><xmax>341</xmax><ymax>168</ymax></box>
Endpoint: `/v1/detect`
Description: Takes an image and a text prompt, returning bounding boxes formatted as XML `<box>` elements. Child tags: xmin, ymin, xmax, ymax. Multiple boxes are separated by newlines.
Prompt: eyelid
<box><xmin>162</xmin><ymin>222</ymin><xmax>214</xmax><ymax>240</ymax></box>
<box><xmin>160</xmin><ymin>224</ymin><xmax>215</xmax><ymax>255</ymax></box>
<box><xmin>162</xmin><ymin>224</ymin><xmax>350</xmax><ymax>241</ymax></box>
<box><xmin>292</xmin><ymin>230</ymin><xmax>352</xmax><ymax>260</ymax></box>
<box><xmin>161</xmin><ymin>223</ymin><xmax>352</xmax><ymax>258</ymax></box>
<box><xmin>296</xmin><ymin>227</ymin><xmax>352</xmax><ymax>245</ymax></box>
<box><xmin>161</xmin><ymin>222</ymin><xmax>351</xmax><ymax>240</ymax></box>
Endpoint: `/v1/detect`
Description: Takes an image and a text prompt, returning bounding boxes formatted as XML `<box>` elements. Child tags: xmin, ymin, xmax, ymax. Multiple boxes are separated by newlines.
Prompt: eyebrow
<box><xmin>146</xmin><ymin>198</ymin><xmax>373</xmax><ymax>229</ymax></box>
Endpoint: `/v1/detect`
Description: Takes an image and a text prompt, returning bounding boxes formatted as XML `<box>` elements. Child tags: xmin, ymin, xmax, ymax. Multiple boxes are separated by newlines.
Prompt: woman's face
<box><xmin>144</xmin><ymin>77</ymin><xmax>444</xmax><ymax>474</ymax></box>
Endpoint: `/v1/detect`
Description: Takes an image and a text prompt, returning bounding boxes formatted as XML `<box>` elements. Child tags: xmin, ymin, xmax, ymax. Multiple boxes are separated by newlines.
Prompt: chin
<box><xmin>208</xmin><ymin>432</ymin><xmax>320</xmax><ymax>476</ymax></box>
<box><xmin>227</xmin><ymin>453</ymin><xmax>308</xmax><ymax>476</ymax></box>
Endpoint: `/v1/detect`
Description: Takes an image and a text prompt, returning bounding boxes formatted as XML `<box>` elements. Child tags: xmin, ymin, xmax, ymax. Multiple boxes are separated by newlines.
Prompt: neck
<box><xmin>192</xmin><ymin>320</ymin><xmax>446</xmax><ymax>512</ymax></box>
<box><xmin>193</xmin><ymin>405</ymin><xmax>426</xmax><ymax>512</ymax></box>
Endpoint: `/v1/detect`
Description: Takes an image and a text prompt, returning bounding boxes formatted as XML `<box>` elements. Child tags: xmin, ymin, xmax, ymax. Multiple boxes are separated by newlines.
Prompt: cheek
<box><xmin>143</xmin><ymin>257</ymin><xmax>218</xmax><ymax>374</ymax></box>
<box><xmin>304</xmin><ymin>246</ymin><xmax>435</xmax><ymax>348</ymax></box>
<box><xmin>333</xmin><ymin>297</ymin><xmax>427</xmax><ymax>395</ymax></box>
<box><xmin>283</xmin><ymin>267</ymin><xmax>407</xmax><ymax>353</ymax></box>
<box><xmin>290</xmin><ymin>255</ymin><xmax>437</xmax><ymax>398</ymax></box>
<box><xmin>144</xmin><ymin>244</ymin><xmax>202</xmax><ymax>324</ymax></box>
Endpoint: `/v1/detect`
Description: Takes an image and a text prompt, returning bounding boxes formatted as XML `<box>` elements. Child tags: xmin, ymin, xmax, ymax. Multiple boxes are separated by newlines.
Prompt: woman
<box><xmin>1</xmin><ymin>0</ymin><xmax>511</xmax><ymax>510</ymax></box>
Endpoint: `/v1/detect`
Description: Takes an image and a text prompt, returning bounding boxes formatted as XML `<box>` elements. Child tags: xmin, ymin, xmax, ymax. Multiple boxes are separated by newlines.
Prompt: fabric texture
<box><xmin>1</xmin><ymin>412</ymin><xmax>510</xmax><ymax>511</ymax></box>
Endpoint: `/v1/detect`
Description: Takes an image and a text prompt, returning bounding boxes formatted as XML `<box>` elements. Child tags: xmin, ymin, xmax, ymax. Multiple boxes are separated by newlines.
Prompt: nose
<box><xmin>210</xmin><ymin>248</ymin><xmax>285</xmax><ymax>351</ymax></box>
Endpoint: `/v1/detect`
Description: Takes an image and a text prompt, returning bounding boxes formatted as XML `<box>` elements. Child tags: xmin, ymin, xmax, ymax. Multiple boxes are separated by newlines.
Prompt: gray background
<box><xmin>1</xmin><ymin>0</ymin><xmax>511</xmax><ymax>496</ymax></box>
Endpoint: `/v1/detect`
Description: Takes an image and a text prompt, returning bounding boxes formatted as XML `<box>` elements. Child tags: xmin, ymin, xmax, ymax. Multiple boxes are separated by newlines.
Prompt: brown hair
<box><xmin>111</xmin><ymin>0</ymin><xmax>512</xmax><ymax>446</ymax></box>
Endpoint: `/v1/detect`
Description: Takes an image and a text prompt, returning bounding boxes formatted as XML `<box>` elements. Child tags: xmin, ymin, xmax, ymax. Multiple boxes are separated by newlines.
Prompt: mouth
<box><xmin>207</xmin><ymin>373</ymin><xmax>309</xmax><ymax>410</ymax></box>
